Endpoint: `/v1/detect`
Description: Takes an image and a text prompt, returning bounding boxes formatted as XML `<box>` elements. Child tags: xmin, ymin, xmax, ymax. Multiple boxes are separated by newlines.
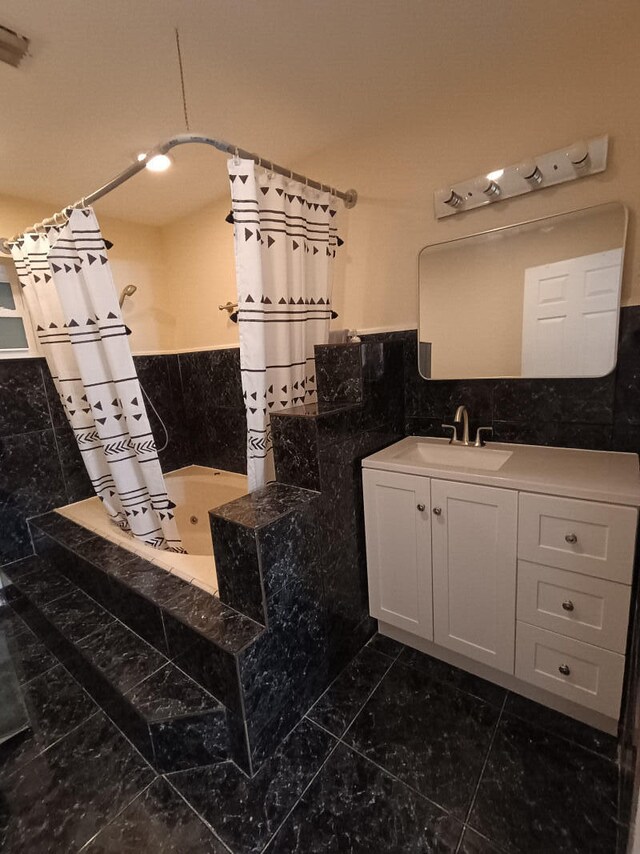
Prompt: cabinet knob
<box><xmin>433</xmin><ymin>507</ymin><xmax>442</xmax><ymax>516</ymax></box>
<box><xmin>416</xmin><ymin>504</ymin><xmax>425</xmax><ymax>512</ymax></box>
<box><xmin>558</xmin><ymin>664</ymin><xmax>571</xmax><ymax>676</ymax></box>
<box><xmin>565</xmin><ymin>533</ymin><xmax>578</xmax><ymax>544</ymax></box>
<box><xmin>562</xmin><ymin>600</ymin><xmax>574</xmax><ymax>612</ymax></box>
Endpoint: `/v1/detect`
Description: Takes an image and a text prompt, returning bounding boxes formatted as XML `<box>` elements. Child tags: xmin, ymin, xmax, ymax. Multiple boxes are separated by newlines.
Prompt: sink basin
<box><xmin>396</xmin><ymin>442</ymin><xmax>513</xmax><ymax>472</ymax></box>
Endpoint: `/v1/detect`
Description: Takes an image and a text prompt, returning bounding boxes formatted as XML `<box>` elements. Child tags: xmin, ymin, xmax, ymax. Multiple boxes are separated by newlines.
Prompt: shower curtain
<box><xmin>228</xmin><ymin>158</ymin><xmax>338</xmax><ymax>490</ymax></box>
<box><xmin>10</xmin><ymin>208</ymin><xmax>184</xmax><ymax>552</ymax></box>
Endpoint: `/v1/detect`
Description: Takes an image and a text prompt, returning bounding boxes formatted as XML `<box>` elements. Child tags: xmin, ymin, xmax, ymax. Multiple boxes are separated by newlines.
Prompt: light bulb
<box><xmin>517</xmin><ymin>159</ymin><xmax>543</xmax><ymax>184</ymax></box>
<box><xmin>145</xmin><ymin>153</ymin><xmax>172</xmax><ymax>173</ymax></box>
<box><xmin>567</xmin><ymin>140</ymin><xmax>590</xmax><ymax>169</ymax></box>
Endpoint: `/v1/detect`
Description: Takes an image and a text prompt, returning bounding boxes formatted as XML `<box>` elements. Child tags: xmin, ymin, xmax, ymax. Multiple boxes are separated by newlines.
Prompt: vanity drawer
<box><xmin>515</xmin><ymin>622</ymin><xmax>625</xmax><ymax>718</ymax></box>
<box><xmin>517</xmin><ymin>561</ymin><xmax>631</xmax><ymax>652</ymax></box>
<box><xmin>518</xmin><ymin>493</ymin><xmax>637</xmax><ymax>583</ymax></box>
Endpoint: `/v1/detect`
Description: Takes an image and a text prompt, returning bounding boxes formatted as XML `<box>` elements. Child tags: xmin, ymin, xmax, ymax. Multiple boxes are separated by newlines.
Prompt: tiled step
<box><xmin>28</xmin><ymin>512</ymin><xmax>264</xmax><ymax>733</ymax></box>
<box><xmin>4</xmin><ymin>555</ymin><xmax>243</xmax><ymax>772</ymax></box>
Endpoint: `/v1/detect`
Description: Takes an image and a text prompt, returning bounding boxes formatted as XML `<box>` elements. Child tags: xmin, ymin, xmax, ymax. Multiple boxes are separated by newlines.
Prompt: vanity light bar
<box><xmin>434</xmin><ymin>135</ymin><xmax>609</xmax><ymax>219</ymax></box>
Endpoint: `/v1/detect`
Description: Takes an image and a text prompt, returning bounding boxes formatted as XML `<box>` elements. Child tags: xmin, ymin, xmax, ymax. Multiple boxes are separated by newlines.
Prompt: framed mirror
<box><xmin>418</xmin><ymin>202</ymin><xmax>628</xmax><ymax>380</ymax></box>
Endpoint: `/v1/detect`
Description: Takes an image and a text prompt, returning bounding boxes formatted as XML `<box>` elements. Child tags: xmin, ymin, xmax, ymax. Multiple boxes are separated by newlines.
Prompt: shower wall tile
<box><xmin>316</xmin><ymin>342</ymin><xmax>363</xmax><ymax>404</ymax></box>
<box><xmin>271</xmin><ymin>412</ymin><xmax>321</xmax><ymax>490</ymax></box>
<box><xmin>204</xmin><ymin>406</ymin><xmax>248</xmax><ymax>474</ymax></box>
<box><xmin>180</xmin><ymin>347</ymin><xmax>244</xmax><ymax>409</ymax></box>
<box><xmin>178</xmin><ymin>347</ymin><xmax>247</xmax><ymax>474</ymax></box>
<box><xmin>134</xmin><ymin>354</ymin><xmax>193</xmax><ymax>473</ymax></box>
<box><xmin>53</xmin><ymin>425</ymin><xmax>94</xmax><ymax>503</ymax></box>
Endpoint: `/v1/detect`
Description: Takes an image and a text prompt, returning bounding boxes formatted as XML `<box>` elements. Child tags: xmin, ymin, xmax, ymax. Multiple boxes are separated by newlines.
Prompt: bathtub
<box><xmin>56</xmin><ymin>466</ymin><xmax>248</xmax><ymax>595</ymax></box>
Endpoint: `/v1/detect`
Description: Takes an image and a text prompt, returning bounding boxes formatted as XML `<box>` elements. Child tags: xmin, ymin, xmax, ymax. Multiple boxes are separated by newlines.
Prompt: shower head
<box><xmin>118</xmin><ymin>284</ymin><xmax>137</xmax><ymax>307</ymax></box>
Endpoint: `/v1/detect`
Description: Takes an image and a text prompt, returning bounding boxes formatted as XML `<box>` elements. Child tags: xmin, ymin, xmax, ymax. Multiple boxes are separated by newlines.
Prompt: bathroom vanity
<box><xmin>362</xmin><ymin>437</ymin><xmax>640</xmax><ymax>733</ymax></box>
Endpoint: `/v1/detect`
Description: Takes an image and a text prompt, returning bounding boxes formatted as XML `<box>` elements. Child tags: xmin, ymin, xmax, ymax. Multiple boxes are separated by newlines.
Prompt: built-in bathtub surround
<box><xmin>0</xmin><ymin>347</ymin><xmax>246</xmax><ymax>566</ymax></box>
<box><xmin>57</xmin><ymin>466</ymin><xmax>248</xmax><ymax>594</ymax></box>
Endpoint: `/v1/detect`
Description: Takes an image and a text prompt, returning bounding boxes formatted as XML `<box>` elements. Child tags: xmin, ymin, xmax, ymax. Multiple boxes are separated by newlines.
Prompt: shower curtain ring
<box><xmin>233</xmin><ymin>146</ymin><xmax>241</xmax><ymax>166</ymax></box>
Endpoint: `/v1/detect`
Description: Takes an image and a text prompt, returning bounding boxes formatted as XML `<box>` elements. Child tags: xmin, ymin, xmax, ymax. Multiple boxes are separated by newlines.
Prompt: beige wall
<box><xmin>159</xmin><ymin>195</ymin><xmax>239</xmax><ymax>351</ymax></box>
<box><xmin>4</xmin><ymin>29</ymin><xmax>640</xmax><ymax>356</ymax></box>
<box><xmin>0</xmin><ymin>192</ymin><xmax>169</xmax><ymax>354</ymax></box>
<box><xmin>294</xmin><ymin>45</ymin><xmax>640</xmax><ymax>339</ymax></box>
<box><xmin>150</xmin><ymin>38</ymin><xmax>640</xmax><ymax>353</ymax></box>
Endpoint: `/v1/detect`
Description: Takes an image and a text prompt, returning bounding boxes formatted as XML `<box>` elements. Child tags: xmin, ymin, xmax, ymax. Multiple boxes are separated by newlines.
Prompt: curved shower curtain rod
<box><xmin>0</xmin><ymin>132</ymin><xmax>358</xmax><ymax>252</ymax></box>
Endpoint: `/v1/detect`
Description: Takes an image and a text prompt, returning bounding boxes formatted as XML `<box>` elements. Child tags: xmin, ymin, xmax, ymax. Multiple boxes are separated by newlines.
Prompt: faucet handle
<box><xmin>474</xmin><ymin>426</ymin><xmax>493</xmax><ymax>447</ymax></box>
<box><xmin>441</xmin><ymin>424</ymin><xmax>457</xmax><ymax>445</ymax></box>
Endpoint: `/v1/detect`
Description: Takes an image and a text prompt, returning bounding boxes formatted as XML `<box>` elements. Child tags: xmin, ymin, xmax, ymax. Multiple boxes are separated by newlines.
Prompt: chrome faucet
<box><xmin>454</xmin><ymin>405</ymin><xmax>470</xmax><ymax>446</ymax></box>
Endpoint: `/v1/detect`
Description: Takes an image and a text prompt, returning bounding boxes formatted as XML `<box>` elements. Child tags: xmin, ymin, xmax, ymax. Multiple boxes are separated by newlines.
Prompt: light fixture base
<box><xmin>434</xmin><ymin>135</ymin><xmax>608</xmax><ymax>219</ymax></box>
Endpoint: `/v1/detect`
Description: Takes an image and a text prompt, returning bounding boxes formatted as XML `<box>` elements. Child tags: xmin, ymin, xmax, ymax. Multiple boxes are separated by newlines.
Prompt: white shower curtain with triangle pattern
<box><xmin>227</xmin><ymin>158</ymin><xmax>338</xmax><ymax>490</ymax></box>
<box><xmin>10</xmin><ymin>208</ymin><xmax>184</xmax><ymax>551</ymax></box>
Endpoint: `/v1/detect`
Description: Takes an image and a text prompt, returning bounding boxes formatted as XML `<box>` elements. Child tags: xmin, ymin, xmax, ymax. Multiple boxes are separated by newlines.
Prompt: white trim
<box><xmin>131</xmin><ymin>342</ymin><xmax>240</xmax><ymax>357</ymax></box>
<box><xmin>355</xmin><ymin>324</ymin><xmax>416</xmax><ymax>336</ymax></box>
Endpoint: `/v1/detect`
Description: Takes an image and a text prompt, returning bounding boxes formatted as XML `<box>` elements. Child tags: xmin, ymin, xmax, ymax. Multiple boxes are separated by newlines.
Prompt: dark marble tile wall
<box><xmin>178</xmin><ymin>348</ymin><xmax>247</xmax><ymax>474</ymax></box>
<box><xmin>0</xmin><ymin>359</ymin><xmax>85</xmax><ymax>565</ymax></box>
<box><xmin>198</xmin><ymin>339</ymin><xmax>405</xmax><ymax>770</ymax></box>
<box><xmin>132</xmin><ymin>354</ymin><xmax>193</xmax><ymax>474</ymax></box>
<box><xmin>363</xmin><ymin>304</ymin><xmax>640</xmax><ymax>454</ymax></box>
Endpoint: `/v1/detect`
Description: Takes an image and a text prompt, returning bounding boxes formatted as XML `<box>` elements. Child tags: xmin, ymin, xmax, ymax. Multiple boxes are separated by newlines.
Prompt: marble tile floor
<box><xmin>0</xmin><ymin>613</ymin><xmax>627</xmax><ymax>854</ymax></box>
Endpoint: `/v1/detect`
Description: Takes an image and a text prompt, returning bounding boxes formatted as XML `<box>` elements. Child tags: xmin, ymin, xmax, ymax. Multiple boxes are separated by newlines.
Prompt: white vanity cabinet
<box><xmin>431</xmin><ymin>480</ymin><xmax>517</xmax><ymax>673</ymax></box>
<box><xmin>364</xmin><ymin>472</ymin><xmax>518</xmax><ymax>673</ymax></box>
<box><xmin>362</xmin><ymin>437</ymin><xmax>640</xmax><ymax>733</ymax></box>
<box><xmin>362</xmin><ymin>469</ymin><xmax>433</xmax><ymax>638</ymax></box>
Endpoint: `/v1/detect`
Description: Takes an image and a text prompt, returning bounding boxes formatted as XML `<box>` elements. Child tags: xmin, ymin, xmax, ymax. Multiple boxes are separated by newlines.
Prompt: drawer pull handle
<box><xmin>416</xmin><ymin>504</ymin><xmax>425</xmax><ymax>512</ymax></box>
<box><xmin>432</xmin><ymin>507</ymin><xmax>442</xmax><ymax>516</ymax></box>
<box><xmin>565</xmin><ymin>533</ymin><xmax>578</xmax><ymax>544</ymax></box>
<box><xmin>558</xmin><ymin>664</ymin><xmax>571</xmax><ymax>676</ymax></box>
<box><xmin>562</xmin><ymin>600</ymin><xmax>575</xmax><ymax>612</ymax></box>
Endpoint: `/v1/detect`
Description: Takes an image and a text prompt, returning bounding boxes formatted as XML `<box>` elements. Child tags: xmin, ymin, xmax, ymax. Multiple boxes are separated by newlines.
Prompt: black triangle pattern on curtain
<box><xmin>9</xmin><ymin>209</ymin><xmax>185</xmax><ymax>553</ymax></box>
<box><xmin>227</xmin><ymin>157</ymin><xmax>342</xmax><ymax>489</ymax></box>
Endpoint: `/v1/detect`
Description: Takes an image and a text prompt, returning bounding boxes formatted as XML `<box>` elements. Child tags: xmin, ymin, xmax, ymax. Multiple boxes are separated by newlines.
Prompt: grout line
<box><xmin>338</xmin><ymin>737</ymin><xmax>452</xmax><ymax>818</ymax></box>
<box><xmin>3</xmin><ymin>707</ymin><xmax>101</xmax><ymax>780</ymax></box>
<box><xmin>76</xmin><ymin>778</ymin><xmax>158</xmax><ymax>852</ymax></box>
<box><xmin>501</xmin><ymin>702</ymin><xmax>618</xmax><ymax>764</ymax></box>
<box><xmin>339</xmin><ymin>651</ymin><xmax>397</xmax><ymax>742</ymax></box>
<box><xmin>164</xmin><ymin>774</ymin><xmax>236</xmax><ymax>854</ymax></box>
<box><xmin>258</xmin><ymin>739</ymin><xmax>342</xmax><ymax>853</ymax></box>
<box><xmin>462</xmin><ymin>692</ymin><xmax>507</xmax><ymax>831</ymax></box>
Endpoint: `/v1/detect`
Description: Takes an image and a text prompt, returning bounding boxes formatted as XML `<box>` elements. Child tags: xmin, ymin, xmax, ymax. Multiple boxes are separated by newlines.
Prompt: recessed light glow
<box><xmin>487</xmin><ymin>169</ymin><xmax>504</xmax><ymax>181</ymax></box>
<box><xmin>136</xmin><ymin>152</ymin><xmax>147</xmax><ymax>162</ymax></box>
<box><xmin>145</xmin><ymin>153</ymin><xmax>172</xmax><ymax>172</ymax></box>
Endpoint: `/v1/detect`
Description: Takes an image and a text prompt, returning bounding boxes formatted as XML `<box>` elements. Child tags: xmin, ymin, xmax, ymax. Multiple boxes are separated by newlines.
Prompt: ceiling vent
<box><xmin>0</xmin><ymin>25</ymin><xmax>29</xmax><ymax>68</ymax></box>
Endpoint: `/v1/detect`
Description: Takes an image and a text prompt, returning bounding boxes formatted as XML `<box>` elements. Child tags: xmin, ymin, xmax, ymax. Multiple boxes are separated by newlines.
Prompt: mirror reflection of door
<box><xmin>521</xmin><ymin>249</ymin><xmax>623</xmax><ymax>377</ymax></box>
<box><xmin>418</xmin><ymin>202</ymin><xmax>627</xmax><ymax>380</ymax></box>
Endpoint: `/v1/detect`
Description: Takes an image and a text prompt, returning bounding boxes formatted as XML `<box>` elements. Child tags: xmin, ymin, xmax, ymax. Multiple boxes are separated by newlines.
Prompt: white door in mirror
<box><xmin>522</xmin><ymin>248</ymin><xmax>622</xmax><ymax>377</ymax></box>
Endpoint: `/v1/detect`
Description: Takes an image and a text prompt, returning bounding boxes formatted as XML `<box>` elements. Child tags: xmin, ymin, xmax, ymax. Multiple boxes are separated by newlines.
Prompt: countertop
<box><xmin>362</xmin><ymin>436</ymin><xmax>640</xmax><ymax>506</ymax></box>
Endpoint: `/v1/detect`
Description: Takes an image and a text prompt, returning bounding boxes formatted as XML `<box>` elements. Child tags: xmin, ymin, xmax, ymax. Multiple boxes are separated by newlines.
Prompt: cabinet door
<box><xmin>363</xmin><ymin>469</ymin><xmax>433</xmax><ymax>638</ymax></box>
<box><xmin>432</xmin><ymin>479</ymin><xmax>517</xmax><ymax>673</ymax></box>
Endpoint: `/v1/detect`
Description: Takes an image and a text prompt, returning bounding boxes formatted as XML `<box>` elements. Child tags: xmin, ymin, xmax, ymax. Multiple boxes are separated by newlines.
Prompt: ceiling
<box><xmin>0</xmin><ymin>1</ymin><xmax>637</xmax><ymax>225</ymax></box>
